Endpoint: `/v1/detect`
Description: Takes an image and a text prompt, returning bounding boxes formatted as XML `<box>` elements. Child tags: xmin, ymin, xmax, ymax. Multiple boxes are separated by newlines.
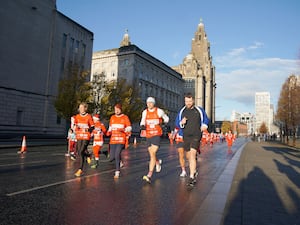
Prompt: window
<box><xmin>56</xmin><ymin>115</ymin><xmax>61</xmax><ymax>124</ymax></box>
<box><xmin>82</xmin><ymin>44</ymin><xmax>86</xmax><ymax>56</ymax></box>
<box><xmin>70</xmin><ymin>38</ymin><xmax>74</xmax><ymax>51</ymax></box>
<box><xmin>75</xmin><ymin>40</ymin><xmax>79</xmax><ymax>54</ymax></box>
<box><xmin>16</xmin><ymin>108</ymin><xmax>24</xmax><ymax>125</ymax></box>
<box><xmin>60</xmin><ymin>57</ymin><xmax>65</xmax><ymax>74</ymax></box>
<box><xmin>62</xmin><ymin>34</ymin><xmax>67</xmax><ymax>48</ymax></box>
<box><xmin>69</xmin><ymin>38</ymin><xmax>74</xmax><ymax>60</ymax></box>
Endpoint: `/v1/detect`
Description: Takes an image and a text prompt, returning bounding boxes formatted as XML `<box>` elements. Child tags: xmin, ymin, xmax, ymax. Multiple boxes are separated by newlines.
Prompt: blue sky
<box><xmin>57</xmin><ymin>0</ymin><xmax>300</xmax><ymax>121</ymax></box>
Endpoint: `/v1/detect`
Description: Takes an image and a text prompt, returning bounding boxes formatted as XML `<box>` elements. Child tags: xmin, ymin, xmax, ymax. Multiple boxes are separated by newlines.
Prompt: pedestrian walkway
<box><xmin>221</xmin><ymin>141</ymin><xmax>300</xmax><ymax>225</ymax></box>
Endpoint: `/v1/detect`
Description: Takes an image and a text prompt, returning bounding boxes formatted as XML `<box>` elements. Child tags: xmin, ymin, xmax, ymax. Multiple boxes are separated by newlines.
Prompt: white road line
<box><xmin>0</xmin><ymin>160</ymin><xmax>47</xmax><ymax>167</ymax></box>
<box><xmin>6</xmin><ymin>168</ymin><xmax>115</xmax><ymax>197</ymax></box>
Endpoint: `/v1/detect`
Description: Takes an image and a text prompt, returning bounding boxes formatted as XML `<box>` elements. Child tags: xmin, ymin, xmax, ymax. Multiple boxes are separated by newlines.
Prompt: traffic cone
<box><xmin>18</xmin><ymin>136</ymin><xmax>27</xmax><ymax>154</ymax></box>
<box><xmin>133</xmin><ymin>137</ymin><xmax>137</xmax><ymax>146</ymax></box>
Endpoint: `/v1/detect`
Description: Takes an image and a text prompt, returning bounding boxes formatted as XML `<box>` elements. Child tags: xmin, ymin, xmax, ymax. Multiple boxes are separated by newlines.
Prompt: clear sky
<box><xmin>57</xmin><ymin>0</ymin><xmax>300</xmax><ymax>121</ymax></box>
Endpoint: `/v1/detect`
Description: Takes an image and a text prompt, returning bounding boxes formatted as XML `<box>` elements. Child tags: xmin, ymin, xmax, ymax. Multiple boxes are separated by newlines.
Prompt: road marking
<box><xmin>0</xmin><ymin>160</ymin><xmax>47</xmax><ymax>167</ymax></box>
<box><xmin>6</xmin><ymin>168</ymin><xmax>115</xmax><ymax>197</ymax></box>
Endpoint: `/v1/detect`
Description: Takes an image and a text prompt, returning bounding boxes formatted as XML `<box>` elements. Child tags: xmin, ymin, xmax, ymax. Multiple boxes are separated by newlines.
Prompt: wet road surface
<box><xmin>0</xmin><ymin>138</ymin><xmax>248</xmax><ymax>225</ymax></box>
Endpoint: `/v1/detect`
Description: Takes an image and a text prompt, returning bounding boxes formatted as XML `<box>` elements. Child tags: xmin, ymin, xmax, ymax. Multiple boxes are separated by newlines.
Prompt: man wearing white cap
<box><xmin>140</xmin><ymin>97</ymin><xmax>169</xmax><ymax>183</ymax></box>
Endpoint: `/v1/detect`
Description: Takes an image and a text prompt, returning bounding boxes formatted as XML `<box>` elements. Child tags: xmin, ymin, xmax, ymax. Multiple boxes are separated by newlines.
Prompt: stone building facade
<box><xmin>91</xmin><ymin>32</ymin><xmax>184</xmax><ymax>128</ymax></box>
<box><xmin>172</xmin><ymin>19</ymin><xmax>216</xmax><ymax>124</ymax></box>
<box><xmin>0</xmin><ymin>0</ymin><xmax>93</xmax><ymax>137</ymax></box>
<box><xmin>231</xmin><ymin>110</ymin><xmax>255</xmax><ymax>135</ymax></box>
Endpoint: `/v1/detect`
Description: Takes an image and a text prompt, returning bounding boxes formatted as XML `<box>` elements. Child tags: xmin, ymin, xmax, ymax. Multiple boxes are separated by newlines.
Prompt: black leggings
<box><xmin>109</xmin><ymin>144</ymin><xmax>124</xmax><ymax>171</ymax></box>
<box><xmin>76</xmin><ymin>140</ymin><xmax>90</xmax><ymax>169</ymax></box>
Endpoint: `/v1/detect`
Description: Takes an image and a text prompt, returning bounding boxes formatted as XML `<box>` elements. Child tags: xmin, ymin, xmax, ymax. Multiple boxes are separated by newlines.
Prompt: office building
<box><xmin>0</xmin><ymin>0</ymin><xmax>93</xmax><ymax>137</ymax></box>
<box><xmin>91</xmin><ymin>31</ymin><xmax>184</xmax><ymax>126</ymax></box>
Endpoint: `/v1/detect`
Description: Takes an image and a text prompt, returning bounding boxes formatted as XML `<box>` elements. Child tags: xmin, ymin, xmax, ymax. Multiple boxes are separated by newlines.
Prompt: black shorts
<box><xmin>146</xmin><ymin>136</ymin><xmax>161</xmax><ymax>147</ymax></box>
<box><xmin>176</xmin><ymin>141</ymin><xmax>184</xmax><ymax>149</ymax></box>
<box><xmin>183</xmin><ymin>136</ymin><xmax>201</xmax><ymax>152</ymax></box>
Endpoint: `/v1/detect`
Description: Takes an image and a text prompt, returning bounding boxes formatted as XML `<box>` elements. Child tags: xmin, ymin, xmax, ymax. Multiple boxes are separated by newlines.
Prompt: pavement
<box><xmin>1</xmin><ymin>138</ymin><xmax>299</xmax><ymax>225</ymax></box>
<box><xmin>220</xmin><ymin>141</ymin><xmax>300</xmax><ymax>225</ymax></box>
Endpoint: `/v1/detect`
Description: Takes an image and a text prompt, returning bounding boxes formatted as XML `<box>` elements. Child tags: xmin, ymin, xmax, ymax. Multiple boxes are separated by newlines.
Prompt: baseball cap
<box><xmin>146</xmin><ymin>97</ymin><xmax>155</xmax><ymax>104</ymax></box>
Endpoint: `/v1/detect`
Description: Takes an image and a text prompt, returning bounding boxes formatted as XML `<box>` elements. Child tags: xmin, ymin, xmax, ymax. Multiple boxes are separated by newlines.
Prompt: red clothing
<box><xmin>225</xmin><ymin>132</ymin><xmax>235</xmax><ymax>146</ymax></box>
<box><xmin>74</xmin><ymin>113</ymin><xmax>94</xmax><ymax>140</ymax></box>
<box><xmin>174</xmin><ymin>128</ymin><xmax>183</xmax><ymax>143</ymax></box>
<box><xmin>145</xmin><ymin>107</ymin><xmax>163</xmax><ymax>138</ymax></box>
<box><xmin>108</xmin><ymin>114</ymin><xmax>131</xmax><ymax>144</ymax></box>
<box><xmin>92</xmin><ymin>121</ymin><xmax>107</xmax><ymax>145</ymax></box>
<box><xmin>201</xmin><ymin>130</ymin><xmax>209</xmax><ymax>145</ymax></box>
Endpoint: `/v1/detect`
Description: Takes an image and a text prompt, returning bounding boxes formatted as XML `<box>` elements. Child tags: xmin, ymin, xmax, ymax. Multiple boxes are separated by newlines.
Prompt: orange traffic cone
<box><xmin>18</xmin><ymin>136</ymin><xmax>27</xmax><ymax>154</ymax></box>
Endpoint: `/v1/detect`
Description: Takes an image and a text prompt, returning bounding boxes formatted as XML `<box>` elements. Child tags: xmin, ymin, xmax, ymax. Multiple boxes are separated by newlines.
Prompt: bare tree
<box><xmin>96</xmin><ymin>78</ymin><xmax>145</xmax><ymax>124</ymax></box>
<box><xmin>54</xmin><ymin>64</ymin><xmax>93</xmax><ymax>122</ymax></box>
<box><xmin>276</xmin><ymin>74</ymin><xmax>300</xmax><ymax>145</ymax></box>
<box><xmin>221</xmin><ymin>121</ymin><xmax>232</xmax><ymax>133</ymax></box>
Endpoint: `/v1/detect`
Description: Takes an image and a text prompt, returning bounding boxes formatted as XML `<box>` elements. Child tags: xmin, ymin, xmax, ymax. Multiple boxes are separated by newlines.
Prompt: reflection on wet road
<box><xmin>0</xmin><ymin>138</ymin><xmax>248</xmax><ymax>225</ymax></box>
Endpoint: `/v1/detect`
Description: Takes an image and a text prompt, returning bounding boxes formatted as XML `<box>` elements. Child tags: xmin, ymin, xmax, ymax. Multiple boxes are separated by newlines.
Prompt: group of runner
<box><xmin>67</xmin><ymin>93</ymin><xmax>236</xmax><ymax>187</ymax></box>
<box><xmin>68</xmin><ymin>102</ymin><xmax>131</xmax><ymax>178</ymax></box>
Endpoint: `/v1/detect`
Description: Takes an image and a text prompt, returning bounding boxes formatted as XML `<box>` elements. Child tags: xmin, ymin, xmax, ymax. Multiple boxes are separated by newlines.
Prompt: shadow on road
<box><xmin>222</xmin><ymin>143</ymin><xmax>300</xmax><ymax>225</ymax></box>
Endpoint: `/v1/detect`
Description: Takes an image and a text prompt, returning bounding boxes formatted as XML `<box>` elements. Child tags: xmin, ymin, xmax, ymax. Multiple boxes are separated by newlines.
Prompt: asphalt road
<box><xmin>0</xmin><ymin>138</ymin><xmax>248</xmax><ymax>225</ymax></box>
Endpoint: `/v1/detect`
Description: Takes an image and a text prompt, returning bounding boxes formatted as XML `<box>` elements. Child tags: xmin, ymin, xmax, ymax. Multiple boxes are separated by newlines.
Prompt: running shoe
<box><xmin>70</xmin><ymin>154</ymin><xmax>76</xmax><ymax>161</ymax></box>
<box><xmin>74</xmin><ymin>169</ymin><xmax>83</xmax><ymax>177</ymax></box>
<box><xmin>87</xmin><ymin>157</ymin><xmax>91</xmax><ymax>164</ymax></box>
<box><xmin>194</xmin><ymin>170</ymin><xmax>199</xmax><ymax>178</ymax></box>
<box><xmin>91</xmin><ymin>161</ymin><xmax>98</xmax><ymax>169</ymax></box>
<box><xmin>187</xmin><ymin>177</ymin><xmax>196</xmax><ymax>187</ymax></box>
<box><xmin>155</xmin><ymin>159</ymin><xmax>162</xmax><ymax>172</ymax></box>
<box><xmin>114</xmin><ymin>171</ymin><xmax>120</xmax><ymax>179</ymax></box>
<box><xmin>142</xmin><ymin>175</ymin><xmax>151</xmax><ymax>184</ymax></box>
<box><xmin>120</xmin><ymin>161</ymin><xmax>124</xmax><ymax>168</ymax></box>
<box><xmin>103</xmin><ymin>151</ymin><xmax>109</xmax><ymax>158</ymax></box>
<box><xmin>180</xmin><ymin>170</ymin><xmax>187</xmax><ymax>178</ymax></box>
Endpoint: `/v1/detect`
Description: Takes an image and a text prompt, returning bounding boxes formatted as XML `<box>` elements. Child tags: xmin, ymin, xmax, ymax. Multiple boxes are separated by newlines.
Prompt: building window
<box><xmin>82</xmin><ymin>43</ymin><xmax>86</xmax><ymax>56</ymax></box>
<box><xmin>56</xmin><ymin>115</ymin><xmax>61</xmax><ymax>124</ymax></box>
<box><xmin>62</xmin><ymin>33</ymin><xmax>67</xmax><ymax>48</ymax></box>
<box><xmin>60</xmin><ymin>57</ymin><xmax>65</xmax><ymax>74</ymax></box>
<box><xmin>75</xmin><ymin>40</ymin><xmax>79</xmax><ymax>54</ymax></box>
<box><xmin>69</xmin><ymin>38</ymin><xmax>74</xmax><ymax>60</ymax></box>
<box><xmin>70</xmin><ymin>38</ymin><xmax>74</xmax><ymax>51</ymax></box>
<box><xmin>16</xmin><ymin>108</ymin><xmax>24</xmax><ymax>125</ymax></box>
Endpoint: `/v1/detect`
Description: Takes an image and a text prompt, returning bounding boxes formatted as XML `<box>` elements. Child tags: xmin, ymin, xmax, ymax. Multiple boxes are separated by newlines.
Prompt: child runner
<box><xmin>90</xmin><ymin>114</ymin><xmax>107</xmax><ymax>169</ymax></box>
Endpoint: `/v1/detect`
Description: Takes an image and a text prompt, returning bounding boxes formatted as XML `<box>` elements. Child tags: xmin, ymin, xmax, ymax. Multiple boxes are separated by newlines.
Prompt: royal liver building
<box><xmin>172</xmin><ymin>19</ymin><xmax>216</xmax><ymax>124</ymax></box>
